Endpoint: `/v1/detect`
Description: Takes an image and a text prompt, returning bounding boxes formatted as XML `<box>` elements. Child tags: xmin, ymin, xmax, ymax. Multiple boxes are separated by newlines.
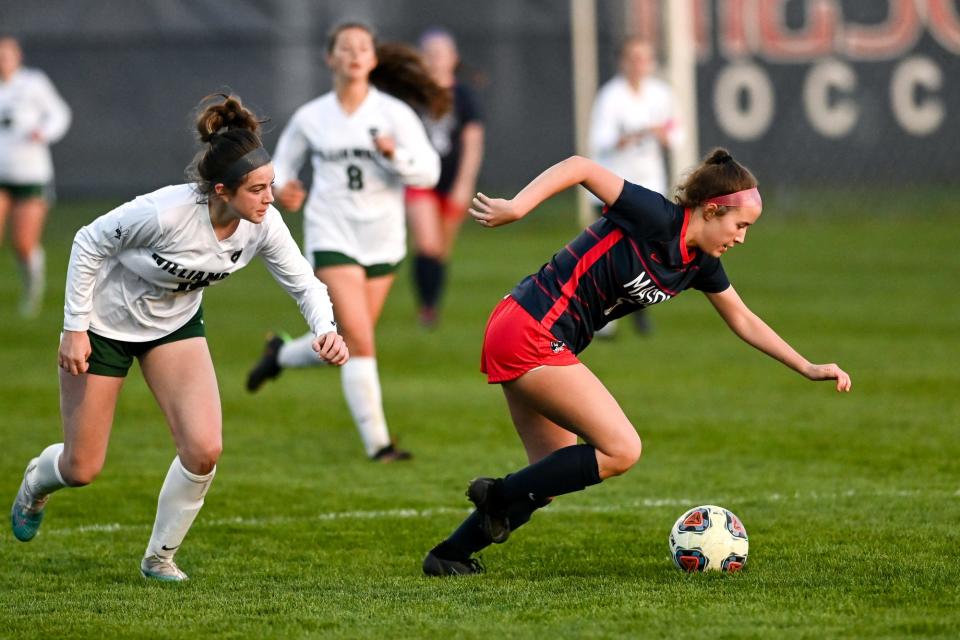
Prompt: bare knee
<box><xmin>343</xmin><ymin>332</ymin><xmax>375</xmax><ymax>357</ymax></box>
<box><xmin>59</xmin><ymin>452</ymin><xmax>104</xmax><ymax>487</ymax></box>
<box><xmin>598</xmin><ymin>434</ymin><xmax>643</xmax><ymax>479</ymax></box>
<box><xmin>179</xmin><ymin>441</ymin><xmax>222</xmax><ymax>476</ymax></box>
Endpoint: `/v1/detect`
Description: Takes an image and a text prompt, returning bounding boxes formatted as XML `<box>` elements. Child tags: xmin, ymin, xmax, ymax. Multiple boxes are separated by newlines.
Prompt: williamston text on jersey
<box><xmin>151</xmin><ymin>252</ymin><xmax>231</xmax><ymax>292</ymax></box>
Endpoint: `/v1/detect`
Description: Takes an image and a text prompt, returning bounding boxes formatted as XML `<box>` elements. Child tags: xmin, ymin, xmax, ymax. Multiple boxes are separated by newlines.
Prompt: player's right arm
<box><xmin>469</xmin><ymin>156</ymin><xmax>624</xmax><ymax>228</ymax></box>
<box><xmin>60</xmin><ymin>199</ymin><xmax>162</xmax><ymax>374</ymax></box>
<box><xmin>64</xmin><ymin>199</ymin><xmax>162</xmax><ymax>333</ymax></box>
<box><xmin>272</xmin><ymin>112</ymin><xmax>311</xmax><ymax>211</ymax></box>
<box><xmin>58</xmin><ymin>330</ymin><xmax>91</xmax><ymax>376</ymax></box>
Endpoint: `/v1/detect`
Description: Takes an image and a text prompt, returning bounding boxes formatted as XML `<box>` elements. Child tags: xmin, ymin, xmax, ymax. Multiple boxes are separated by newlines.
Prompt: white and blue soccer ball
<box><xmin>668</xmin><ymin>505</ymin><xmax>748</xmax><ymax>572</ymax></box>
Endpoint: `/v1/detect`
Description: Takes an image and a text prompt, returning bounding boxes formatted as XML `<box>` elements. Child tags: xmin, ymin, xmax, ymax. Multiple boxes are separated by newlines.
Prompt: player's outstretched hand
<box><xmin>59</xmin><ymin>330</ymin><xmax>91</xmax><ymax>376</ymax></box>
<box><xmin>805</xmin><ymin>363</ymin><xmax>852</xmax><ymax>392</ymax></box>
<box><xmin>469</xmin><ymin>192</ymin><xmax>521</xmax><ymax>228</ymax></box>
<box><xmin>277</xmin><ymin>180</ymin><xmax>307</xmax><ymax>212</ymax></box>
<box><xmin>313</xmin><ymin>331</ymin><xmax>349</xmax><ymax>366</ymax></box>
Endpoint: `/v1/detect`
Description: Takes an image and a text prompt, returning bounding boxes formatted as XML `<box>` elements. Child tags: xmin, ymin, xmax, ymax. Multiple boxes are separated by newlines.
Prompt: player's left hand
<box><xmin>805</xmin><ymin>363</ymin><xmax>852</xmax><ymax>392</ymax></box>
<box><xmin>313</xmin><ymin>331</ymin><xmax>349</xmax><ymax>366</ymax></box>
<box><xmin>469</xmin><ymin>192</ymin><xmax>520</xmax><ymax>228</ymax></box>
<box><xmin>372</xmin><ymin>133</ymin><xmax>396</xmax><ymax>159</ymax></box>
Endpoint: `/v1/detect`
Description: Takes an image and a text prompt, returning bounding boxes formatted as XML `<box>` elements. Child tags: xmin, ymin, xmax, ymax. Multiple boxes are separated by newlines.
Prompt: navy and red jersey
<box><xmin>423</xmin><ymin>82</ymin><xmax>482</xmax><ymax>195</ymax></box>
<box><xmin>510</xmin><ymin>181</ymin><xmax>731</xmax><ymax>354</ymax></box>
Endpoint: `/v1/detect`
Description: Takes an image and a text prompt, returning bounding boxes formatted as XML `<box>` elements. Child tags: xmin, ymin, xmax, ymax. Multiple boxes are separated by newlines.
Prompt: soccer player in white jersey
<box><xmin>9</xmin><ymin>94</ymin><xmax>348</xmax><ymax>582</ymax></box>
<box><xmin>0</xmin><ymin>36</ymin><xmax>71</xmax><ymax>317</ymax></box>
<box><xmin>246</xmin><ymin>22</ymin><xmax>443</xmax><ymax>462</ymax></box>
<box><xmin>588</xmin><ymin>36</ymin><xmax>682</xmax><ymax>337</ymax></box>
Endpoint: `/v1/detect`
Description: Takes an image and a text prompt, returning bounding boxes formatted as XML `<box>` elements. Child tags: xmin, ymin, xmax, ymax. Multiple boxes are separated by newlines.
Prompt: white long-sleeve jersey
<box><xmin>588</xmin><ymin>75</ymin><xmax>682</xmax><ymax>197</ymax></box>
<box><xmin>0</xmin><ymin>67</ymin><xmax>71</xmax><ymax>184</ymax></box>
<box><xmin>64</xmin><ymin>184</ymin><xmax>336</xmax><ymax>342</ymax></box>
<box><xmin>273</xmin><ymin>88</ymin><xmax>439</xmax><ymax>263</ymax></box>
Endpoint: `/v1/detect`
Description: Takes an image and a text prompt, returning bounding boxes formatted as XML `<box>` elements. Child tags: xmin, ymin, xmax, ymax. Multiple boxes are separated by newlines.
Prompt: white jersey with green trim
<box><xmin>0</xmin><ymin>67</ymin><xmax>71</xmax><ymax>184</ymax></box>
<box><xmin>63</xmin><ymin>183</ymin><xmax>336</xmax><ymax>342</ymax></box>
<box><xmin>273</xmin><ymin>87</ymin><xmax>439</xmax><ymax>265</ymax></box>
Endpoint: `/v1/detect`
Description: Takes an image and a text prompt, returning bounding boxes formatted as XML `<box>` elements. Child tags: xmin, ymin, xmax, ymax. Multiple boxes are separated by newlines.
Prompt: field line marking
<box><xmin>40</xmin><ymin>488</ymin><xmax>955</xmax><ymax>537</ymax></box>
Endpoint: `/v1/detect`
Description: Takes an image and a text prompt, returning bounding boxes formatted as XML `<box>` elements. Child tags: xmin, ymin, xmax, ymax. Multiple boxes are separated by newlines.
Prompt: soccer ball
<box><xmin>668</xmin><ymin>505</ymin><xmax>748</xmax><ymax>572</ymax></box>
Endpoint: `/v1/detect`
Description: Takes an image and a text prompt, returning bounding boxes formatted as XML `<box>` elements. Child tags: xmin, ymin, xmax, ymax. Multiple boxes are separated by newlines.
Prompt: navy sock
<box><xmin>413</xmin><ymin>254</ymin><xmax>445</xmax><ymax>309</ymax></box>
<box><xmin>435</xmin><ymin>497</ymin><xmax>553</xmax><ymax>560</ymax></box>
<box><xmin>505</xmin><ymin>495</ymin><xmax>552</xmax><ymax>530</ymax></box>
<box><xmin>433</xmin><ymin>445</ymin><xmax>600</xmax><ymax>561</ymax></box>
<box><xmin>434</xmin><ymin>510</ymin><xmax>487</xmax><ymax>560</ymax></box>
<box><xmin>500</xmin><ymin>444</ymin><xmax>601</xmax><ymax>504</ymax></box>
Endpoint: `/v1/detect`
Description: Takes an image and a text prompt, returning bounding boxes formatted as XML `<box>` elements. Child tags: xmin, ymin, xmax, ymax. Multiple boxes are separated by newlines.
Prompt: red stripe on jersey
<box><xmin>680</xmin><ymin>208</ymin><xmax>698</xmax><ymax>264</ymax></box>
<box><xmin>532</xmin><ymin>275</ymin><xmax>558</xmax><ymax>301</ymax></box>
<box><xmin>541</xmin><ymin>227</ymin><xmax>624</xmax><ymax>329</ymax></box>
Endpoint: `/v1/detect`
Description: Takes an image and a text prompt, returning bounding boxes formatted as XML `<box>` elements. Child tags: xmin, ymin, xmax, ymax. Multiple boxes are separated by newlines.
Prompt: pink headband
<box><xmin>705</xmin><ymin>187</ymin><xmax>762</xmax><ymax>208</ymax></box>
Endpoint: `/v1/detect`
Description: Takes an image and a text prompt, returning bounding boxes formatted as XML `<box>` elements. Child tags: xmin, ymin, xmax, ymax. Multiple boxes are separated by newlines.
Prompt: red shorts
<box><xmin>405</xmin><ymin>187</ymin><xmax>465</xmax><ymax>221</ymax></box>
<box><xmin>480</xmin><ymin>295</ymin><xmax>580</xmax><ymax>384</ymax></box>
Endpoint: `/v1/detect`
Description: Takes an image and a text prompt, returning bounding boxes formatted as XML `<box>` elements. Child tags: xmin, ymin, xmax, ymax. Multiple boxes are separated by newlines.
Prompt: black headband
<box><xmin>218</xmin><ymin>147</ymin><xmax>271</xmax><ymax>185</ymax></box>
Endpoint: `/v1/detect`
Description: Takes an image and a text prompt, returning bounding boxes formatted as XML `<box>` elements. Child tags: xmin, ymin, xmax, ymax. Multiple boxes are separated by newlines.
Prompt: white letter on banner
<box><xmin>890</xmin><ymin>55</ymin><xmax>944</xmax><ymax>136</ymax></box>
<box><xmin>804</xmin><ymin>59</ymin><xmax>858</xmax><ymax>138</ymax></box>
<box><xmin>713</xmin><ymin>62</ymin><xmax>774</xmax><ymax>141</ymax></box>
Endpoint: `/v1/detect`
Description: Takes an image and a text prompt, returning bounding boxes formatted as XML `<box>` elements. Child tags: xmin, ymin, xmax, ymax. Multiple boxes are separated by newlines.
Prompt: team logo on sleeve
<box><xmin>113</xmin><ymin>223</ymin><xmax>129</xmax><ymax>241</ymax></box>
<box><xmin>550</xmin><ymin>340</ymin><xmax>566</xmax><ymax>354</ymax></box>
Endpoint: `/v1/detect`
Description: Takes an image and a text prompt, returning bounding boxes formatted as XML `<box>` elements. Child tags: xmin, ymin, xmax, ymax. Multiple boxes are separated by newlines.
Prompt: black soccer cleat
<box><xmin>370</xmin><ymin>444</ymin><xmax>413</xmax><ymax>463</ymax></box>
<box><xmin>245</xmin><ymin>334</ymin><xmax>286</xmax><ymax>392</ymax></box>
<box><xmin>422</xmin><ymin>551</ymin><xmax>485</xmax><ymax>576</ymax></box>
<box><xmin>467</xmin><ymin>477</ymin><xmax>511</xmax><ymax>544</ymax></box>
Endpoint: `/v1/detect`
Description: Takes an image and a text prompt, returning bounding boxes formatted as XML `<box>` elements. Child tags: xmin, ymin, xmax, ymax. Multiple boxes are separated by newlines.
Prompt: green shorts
<box><xmin>311</xmin><ymin>251</ymin><xmax>402</xmax><ymax>278</ymax></box>
<box><xmin>86</xmin><ymin>307</ymin><xmax>206</xmax><ymax>377</ymax></box>
<box><xmin>0</xmin><ymin>183</ymin><xmax>47</xmax><ymax>200</ymax></box>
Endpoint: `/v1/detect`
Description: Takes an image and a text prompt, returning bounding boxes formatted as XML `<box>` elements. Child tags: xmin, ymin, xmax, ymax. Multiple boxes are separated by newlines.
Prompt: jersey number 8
<box><xmin>346</xmin><ymin>164</ymin><xmax>364</xmax><ymax>191</ymax></box>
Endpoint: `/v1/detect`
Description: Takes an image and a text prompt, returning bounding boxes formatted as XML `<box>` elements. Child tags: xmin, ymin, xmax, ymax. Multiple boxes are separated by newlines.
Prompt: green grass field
<box><xmin>1</xmin><ymin>193</ymin><xmax>958</xmax><ymax>638</ymax></box>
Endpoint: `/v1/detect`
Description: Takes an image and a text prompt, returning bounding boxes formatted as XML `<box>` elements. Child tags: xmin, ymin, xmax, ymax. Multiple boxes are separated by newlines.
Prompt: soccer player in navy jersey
<box><xmin>422</xmin><ymin>148</ymin><xmax>852</xmax><ymax>576</ymax></box>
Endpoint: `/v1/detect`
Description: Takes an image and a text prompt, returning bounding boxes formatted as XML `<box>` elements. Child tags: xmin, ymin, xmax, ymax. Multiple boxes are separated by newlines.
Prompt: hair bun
<box><xmin>196</xmin><ymin>94</ymin><xmax>262</xmax><ymax>143</ymax></box>
<box><xmin>705</xmin><ymin>148</ymin><xmax>733</xmax><ymax>165</ymax></box>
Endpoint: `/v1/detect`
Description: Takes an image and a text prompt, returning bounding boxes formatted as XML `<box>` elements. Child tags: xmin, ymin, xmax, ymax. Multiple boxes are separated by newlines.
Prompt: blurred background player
<box><xmin>423</xmin><ymin>149</ymin><xmax>851</xmax><ymax>576</ymax></box>
<box><xmin>246</xmin><ymin>22</ymin><xmax>443</xmax><ymax>462</ymax></box>
<box><xmin>587</xmin><ymin>35</ymin><xmax>681</xmax><ymax>337</ymax></box>
<box><xmin>9</xmin><ymin>94</ymin><xmax>347</xmax><ymax>581</ymax></box>
<box><xmin>0</xmin><ymin>35</ymin><xmax>71</xmax><ymax>317</ymax></box>
<box><xmin>405</xmin><ymin>27</ymin><xmax>484</xmax><ymax>328</ymax></box>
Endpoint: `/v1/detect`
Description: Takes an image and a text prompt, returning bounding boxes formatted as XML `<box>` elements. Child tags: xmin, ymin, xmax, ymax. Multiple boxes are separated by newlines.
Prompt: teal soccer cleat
<box><xmin>11</xmin><ymin>458</ymin><xmax>48</xmax><ymax>542</ymax></box>
<box><xmin>140</xmin><ymin>555</ymin><xmax>189</xmax><ymax>582</ymax></box>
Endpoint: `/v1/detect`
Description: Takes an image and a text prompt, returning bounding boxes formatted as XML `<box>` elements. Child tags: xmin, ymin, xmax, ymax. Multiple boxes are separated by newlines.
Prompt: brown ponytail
<box><xmin>371</xmin><ymin>42</ymin><xmax>451</xmax><ymax>118</ymax></box>
<box><xmin>675</xmin><ymin>148</ymin><xmax>758</xmax><ymax>210</ymax></box>
<box><xmin>187</xmin><ymin>93</ymin><xmax>266</xmax><ymax>198</ymax></box>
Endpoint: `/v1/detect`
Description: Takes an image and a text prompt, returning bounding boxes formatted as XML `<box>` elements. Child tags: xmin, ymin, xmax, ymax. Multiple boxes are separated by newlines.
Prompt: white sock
<box><xmin>27</xmin><ymin>246</ymin><xmax>45</xmax><ymax>287</ymax></box>
<box><xmin>18</xmin><ymin>247</ymin><xmax>45</xmax><ymax>316</ymax></box>
<box><xmin>340</xmin><ymin>356</ymin><xmax>391</xmax><ymax>457</ymax></box>
<box><xmin>145</xmin><ymin>457</ymin><xmax>215</xmax><ymax>560</ymax></box>
<box><xmin>277</xmin><ymin>332</ymin><xmax>329</xmax><ymax>369</ymax></box>
<box><xmin>27</xmin><ymin>442</ymin><xmax>67</xmax><ymax>497</ymax></box>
